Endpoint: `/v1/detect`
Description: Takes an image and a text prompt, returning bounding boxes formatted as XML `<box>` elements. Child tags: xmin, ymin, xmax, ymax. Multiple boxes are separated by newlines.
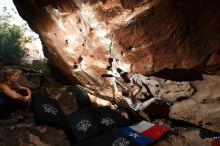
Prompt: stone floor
<box><xmin>0</xmin><ymin>111</ymin><xmax>218</xmax><ymax>146</ymax></box>
<box><xmin>0</xmin><ymin>113</ymin><xmax>70</xmax><ymax>146</ymax></box>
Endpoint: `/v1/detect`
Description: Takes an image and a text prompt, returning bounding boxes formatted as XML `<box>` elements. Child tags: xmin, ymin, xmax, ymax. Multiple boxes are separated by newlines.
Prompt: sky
<box><xmin>0</xmin><ymin>0</ymin><xmax>44</xmax><ymax>58</ymax></box>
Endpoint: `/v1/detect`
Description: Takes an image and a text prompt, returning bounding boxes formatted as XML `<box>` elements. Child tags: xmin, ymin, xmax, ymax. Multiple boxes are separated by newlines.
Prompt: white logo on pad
<box><xmin>76</xmin><ymin>119</ymin><xmax>92</xmax><ymax>132</ymax></box>
<box><xmin>100</xmin><ymin>117</ymin><xmax>115</xmax><ymax>126</ymax></box>
<box><xmin>112</xmin><ymin>137</ymin><xmax>130</xmax><ymax>146</ymax></box>
<box><xmin>42</xmin><ymin>104</ymin><xmax>58</xmax><ymax>115</ymax></box>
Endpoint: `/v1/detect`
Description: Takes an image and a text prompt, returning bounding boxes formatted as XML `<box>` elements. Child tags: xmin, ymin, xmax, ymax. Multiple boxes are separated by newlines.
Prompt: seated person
<box><xmin>0</xmin><ymin>67</ymin><xmax>32</xmax><ymax>119</ymax></box>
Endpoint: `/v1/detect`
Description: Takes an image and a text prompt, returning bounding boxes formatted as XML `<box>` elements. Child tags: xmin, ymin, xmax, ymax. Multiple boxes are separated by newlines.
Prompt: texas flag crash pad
<box><xmin>121</xmin><ymin>120</ymin><xmax>170</xmax><ymax>146</ymax></box>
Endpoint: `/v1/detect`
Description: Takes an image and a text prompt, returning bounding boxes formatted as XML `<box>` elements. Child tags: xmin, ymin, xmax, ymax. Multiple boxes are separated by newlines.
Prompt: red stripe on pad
<box><xmin>141</xmin><ymin>124</ymin><xmax>169</xmax><ymax>141</ymax></box>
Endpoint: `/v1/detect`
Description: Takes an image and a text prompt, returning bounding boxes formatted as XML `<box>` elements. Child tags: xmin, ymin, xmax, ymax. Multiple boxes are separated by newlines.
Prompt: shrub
<box><xmin>0</xmin><ymin>22</ymin><xmax>30</xmax><ymax>65</ymax></box>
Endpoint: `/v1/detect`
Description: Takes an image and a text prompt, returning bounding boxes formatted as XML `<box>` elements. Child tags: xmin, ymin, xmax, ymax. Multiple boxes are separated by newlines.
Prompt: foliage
<box><xmin>0</xmin><ymin>7</ymin><xmax>32</xmax><ymax>65</ymax></box>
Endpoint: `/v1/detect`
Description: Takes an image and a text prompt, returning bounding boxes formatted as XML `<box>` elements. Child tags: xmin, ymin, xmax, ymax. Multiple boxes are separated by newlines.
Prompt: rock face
<box><xmin>170</xmin><ymin>74</ymin><xmax>220</xmax><ymax>133</ymax></box>
<box><xmin>13</xmin><ymin>0</ymin><xmax>220</xmax><ymax>93</ymax></box>
<box><xmin>22</xmin><ymin>42</ymin><xmax>44</xmax><ymax>64</ymax></box>
<box><xmin>13</xmin><ymin>0</ymin><xmax>220</xmax><ymax>132</ymax></box>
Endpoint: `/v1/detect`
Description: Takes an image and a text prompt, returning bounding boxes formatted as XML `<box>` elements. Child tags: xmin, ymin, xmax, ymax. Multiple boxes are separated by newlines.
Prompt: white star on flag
<box><xmin>129</xmin><ymin>132</ymin><xmax>140</xmax><ymax>139</ymax></box>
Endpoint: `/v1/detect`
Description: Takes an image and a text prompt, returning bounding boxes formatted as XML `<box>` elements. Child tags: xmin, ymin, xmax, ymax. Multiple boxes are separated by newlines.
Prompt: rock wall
<box><xmin>13</xmin><ymin>0</ymin><xmax>220</xmax><ymax>132</ymax></box>
<box><xmin>13</xmin><ymin>0</ymin><xmax>220</xmax><ymax>92</ymax></box>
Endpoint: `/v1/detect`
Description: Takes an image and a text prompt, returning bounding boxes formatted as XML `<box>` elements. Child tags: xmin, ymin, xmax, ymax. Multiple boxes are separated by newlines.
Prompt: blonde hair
<box><xmin>1</xmin><ymin>67</ymin><xmax>21</xmax><ymax>82</ymax></box>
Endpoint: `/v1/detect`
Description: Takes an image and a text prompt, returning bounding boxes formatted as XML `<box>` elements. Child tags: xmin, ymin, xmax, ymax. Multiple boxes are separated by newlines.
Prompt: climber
<box><xmin>102</xmin><ymin>58</ymin><xmax>124</xmax><ymax>102</ymax></box>
<box><xmin>123</xmin><ymin>83</ymin><xmax>156</xmax><ymax>111</ymax></box>
<box><xmin>0</xmin><ymin>67</ymin><xmax>32</xmax><ymax>119</ymax></box>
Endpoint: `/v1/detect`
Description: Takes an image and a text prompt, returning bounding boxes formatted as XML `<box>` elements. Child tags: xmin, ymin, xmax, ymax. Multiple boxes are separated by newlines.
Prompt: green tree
<box><xmin>0</xmin><ymin>8</ymin><xmax>31</xmax><ymax>65</ymax></box>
